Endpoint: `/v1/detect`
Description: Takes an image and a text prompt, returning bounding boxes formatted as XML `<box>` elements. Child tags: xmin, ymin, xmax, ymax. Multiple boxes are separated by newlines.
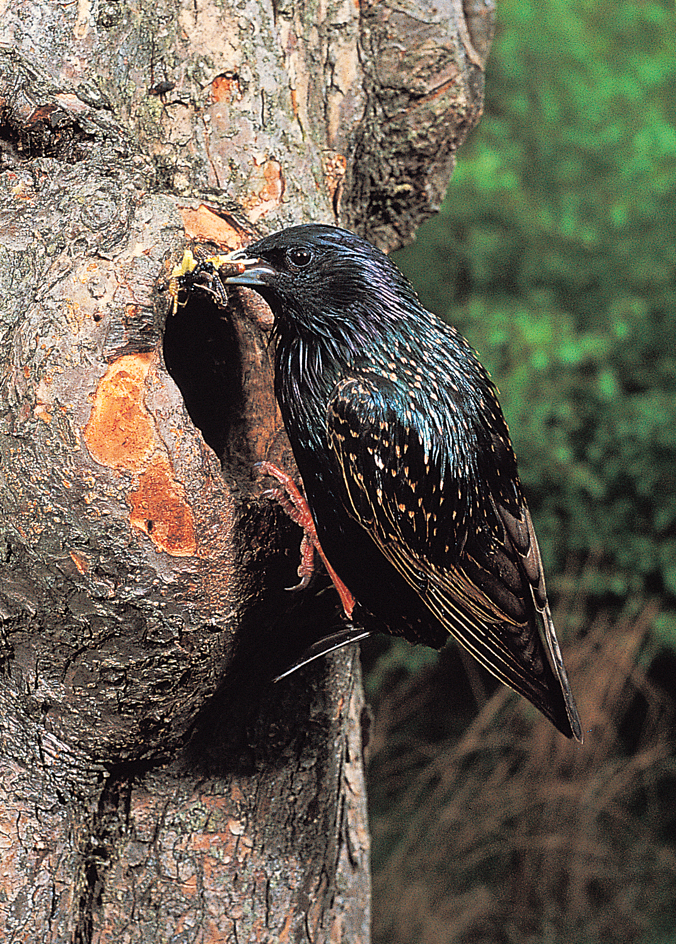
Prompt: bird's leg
<box><xmin>261</xmin><ymin>485</ymin><xmax>316</xmax><ymax>591</ymax></box>
<box><xmin>257</xmin><ymin>461</ymin><xmax>355</xmax><ymax>620</ymax></box>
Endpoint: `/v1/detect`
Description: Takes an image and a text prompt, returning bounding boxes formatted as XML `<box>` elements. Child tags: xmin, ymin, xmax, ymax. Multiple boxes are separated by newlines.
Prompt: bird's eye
<box><xmin>286</xmin><ymin>247</ymin><xmax>313</xmax><ymax>269</ymax></box>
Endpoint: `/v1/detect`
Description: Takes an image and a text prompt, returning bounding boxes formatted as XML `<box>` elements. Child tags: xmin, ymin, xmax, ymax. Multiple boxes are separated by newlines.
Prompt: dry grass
<box><xmin>369</xmin><ymin>578</ymin><xmax>676</xmax><ymax>944</ymax></box>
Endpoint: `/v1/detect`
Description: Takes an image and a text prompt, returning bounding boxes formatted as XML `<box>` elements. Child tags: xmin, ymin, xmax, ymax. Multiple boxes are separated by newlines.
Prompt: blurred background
<box><xmin>364</xmin><ymin>0</ymin><xmax>676</xmax><ymax>941</ymax></box>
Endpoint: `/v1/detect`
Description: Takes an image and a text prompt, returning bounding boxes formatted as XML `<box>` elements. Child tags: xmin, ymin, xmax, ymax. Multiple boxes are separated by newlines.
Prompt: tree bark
<box><xmin>0</xmin><ymin>0</ymin><xmax>492</xmax><ymax>939</ymax></box>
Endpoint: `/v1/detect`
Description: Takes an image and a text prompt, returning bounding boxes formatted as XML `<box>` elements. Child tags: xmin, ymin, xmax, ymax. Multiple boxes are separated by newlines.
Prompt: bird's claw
<box><xmin>256</xmin><ymin>460</ymin><xmax>356</xmax><ymax>619</ymax></box>
<box><xmin>285</xmin><ymin>573</ymin><xmax>312</xmax><ymax>593</ymax></box>
<box><xmin>288</xmin><ymin>533</ymin><xmax>316</xmax><ymax>592</ymax></box>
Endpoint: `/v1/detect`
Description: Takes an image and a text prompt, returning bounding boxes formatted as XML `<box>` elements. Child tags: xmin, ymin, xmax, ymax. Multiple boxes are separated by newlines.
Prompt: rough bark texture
<box><xmin>0</xmin><ymin>0</ymin><xmax>493</xmax><ymax>940</ymax></box>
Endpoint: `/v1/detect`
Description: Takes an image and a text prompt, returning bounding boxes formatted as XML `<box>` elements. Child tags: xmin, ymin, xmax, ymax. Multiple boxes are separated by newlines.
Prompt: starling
<box><xmin>175</xmin><ymin>224</ymin><xmax>582</xmax><ymax>741</ymax></box>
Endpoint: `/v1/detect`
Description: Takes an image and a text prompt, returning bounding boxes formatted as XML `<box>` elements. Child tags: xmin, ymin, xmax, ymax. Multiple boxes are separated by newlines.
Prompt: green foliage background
<box><xmin>394</xmin><ymin>0</ymin><xmax>676</xmax><ymax>638</ymax></box>
<box><xmin>371</xmin><ymin>5</ymin><xmax>676</xmax><ymax>940</ymax></box>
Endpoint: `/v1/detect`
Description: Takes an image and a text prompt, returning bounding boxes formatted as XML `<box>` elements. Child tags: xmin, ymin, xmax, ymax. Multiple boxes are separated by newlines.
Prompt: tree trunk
<box><xmin>0</xmin><ymin>0</ymin><xmax>493</xmax><ymax>939</ymax></box>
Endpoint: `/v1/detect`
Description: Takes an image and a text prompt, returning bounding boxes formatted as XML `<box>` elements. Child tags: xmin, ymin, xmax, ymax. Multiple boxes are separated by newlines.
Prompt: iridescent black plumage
<box><xmin>215</xmin><ymin>224</ymin><xmax>581</xmax><ymax>741</ymax></box>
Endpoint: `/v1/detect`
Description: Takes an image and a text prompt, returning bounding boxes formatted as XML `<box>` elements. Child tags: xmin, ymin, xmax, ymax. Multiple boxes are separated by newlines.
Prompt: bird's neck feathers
<box><xmin>274</xmin><ymin>287</ymin><xmax>432</xmax><ymax>370</ymax></box>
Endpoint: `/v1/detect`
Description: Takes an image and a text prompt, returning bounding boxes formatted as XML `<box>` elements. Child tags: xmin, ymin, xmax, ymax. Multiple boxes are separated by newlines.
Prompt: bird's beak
<box><xmin>218</xmin><ymin>248</ymin><xmax>278</xmax><ymax>287</ymax></box>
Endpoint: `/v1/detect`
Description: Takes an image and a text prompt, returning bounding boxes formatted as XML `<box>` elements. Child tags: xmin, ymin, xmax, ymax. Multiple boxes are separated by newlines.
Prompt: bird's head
<box><xmin>221</xmin><ymin>225</ymin><xmax>421</xmax><ymax>345</ymax></box>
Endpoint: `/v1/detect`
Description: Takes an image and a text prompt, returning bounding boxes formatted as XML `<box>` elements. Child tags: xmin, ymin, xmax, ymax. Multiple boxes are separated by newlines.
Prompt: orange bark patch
<box><xmin>241</xmin><ymin>159</ymin><xmax>285</xmax><ymax>223</ymax></box>
<box><xmin>323</xmin><ymin>151</ymin><xmax>347</xmax><ymax>204</ymax></box>
<box><xmin>129</xmin><ymin>453</ymin><xmax>196</xmax><ymax>557</ymax></box>
<box><xmin>34</xmin><ymin>403</ymin><xmax>52</xmax><ymax>423</ymax></box>
<box><xmin>178</xmin><ymin>204</ymin><xmax>246</xmax><ymax>247</ymax></box>
<box><xmin>84</xmin><ymin>353</ymin><xmax>157</xmax><ymax>472</ymax></box>
<box><xmin>279</xmin><ymin>914</ymin><xmax>294</xmax><ymax>942</ymax></box>
<box><xmin>210</xmin><ymin>74</ymin><xmax>240</xmax><ymax>104</ymax></box>
<box><xmin>69</xmin><ymin>550</ymin><xmax>89</xmax><ymax>574</ymax></box>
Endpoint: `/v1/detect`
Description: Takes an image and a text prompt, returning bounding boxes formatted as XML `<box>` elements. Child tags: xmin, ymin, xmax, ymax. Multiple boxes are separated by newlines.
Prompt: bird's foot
<box><xmin>256</xmin><ymin>461</ymin><xmax>355</xmax><ymax>620</ymax></box>
<box><xmin>260</xmin><ymin>485</ymin><xmax>314</xmax><ymax>591</ymax></box>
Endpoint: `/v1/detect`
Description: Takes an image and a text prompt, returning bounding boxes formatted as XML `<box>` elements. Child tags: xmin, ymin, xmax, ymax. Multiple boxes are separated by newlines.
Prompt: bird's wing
<box><xmin>327</xmin><ymin>376</ymin><xmax>581</xmax><ymax>739</ymax></box>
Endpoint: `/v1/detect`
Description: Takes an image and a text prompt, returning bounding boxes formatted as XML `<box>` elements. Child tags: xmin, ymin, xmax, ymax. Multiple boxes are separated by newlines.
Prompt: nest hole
<box><xmin>163</xmin><ymin>293</ymin><xmax>244</xmax><ymax>464</ymax></box>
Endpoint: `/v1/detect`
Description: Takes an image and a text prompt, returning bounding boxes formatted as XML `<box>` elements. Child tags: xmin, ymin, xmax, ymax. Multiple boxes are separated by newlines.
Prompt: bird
<box><xmin>173</xmin><ymin>224</ymin><xmax>583</xmax><ymax>741</ymax></box>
